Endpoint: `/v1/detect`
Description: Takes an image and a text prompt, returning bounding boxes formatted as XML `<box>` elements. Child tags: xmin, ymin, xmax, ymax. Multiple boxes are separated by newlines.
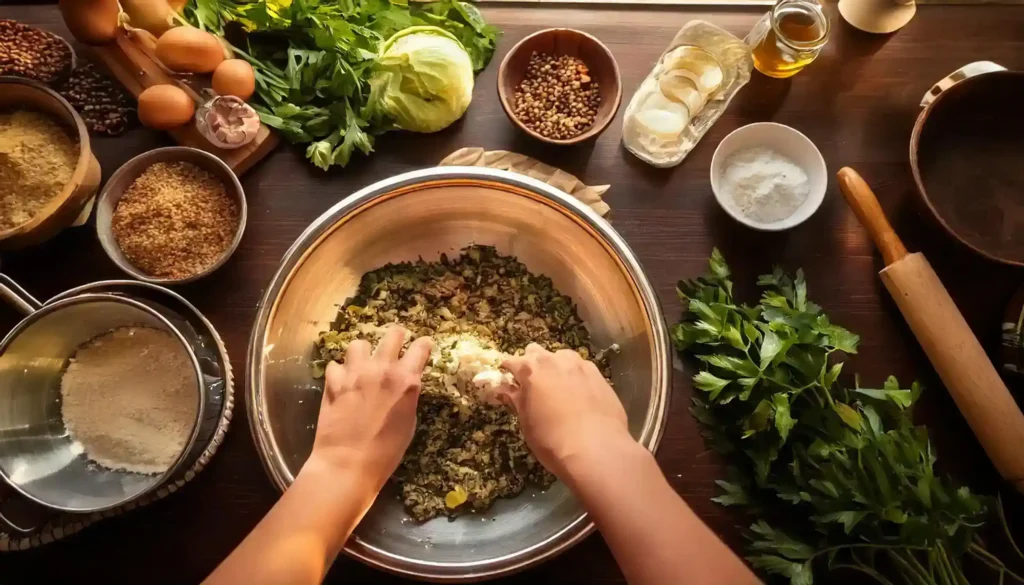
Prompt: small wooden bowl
<box><xmin>0</xmin><ymin>77</ymin><xmax>101</xmax><ymax>250</ymax></box>
<box><xmin>498</xmin><ymin>29</ymin><xmax>622</xmax><ymax>146</ymax></box>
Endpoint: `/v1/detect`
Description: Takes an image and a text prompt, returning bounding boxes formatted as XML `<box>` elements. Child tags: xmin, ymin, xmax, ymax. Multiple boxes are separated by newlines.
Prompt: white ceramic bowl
<box><xmin>710</xmin><ymin>122</ymin><xmax>827</xmax><ymax>231</ymax></box>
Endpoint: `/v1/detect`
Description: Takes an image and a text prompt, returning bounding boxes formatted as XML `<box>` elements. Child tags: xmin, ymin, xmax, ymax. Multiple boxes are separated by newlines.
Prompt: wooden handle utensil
<box><xmin>838</xmin><ymin>167</ymin><xmax>1024</xmax><ymax>493</ymax></box>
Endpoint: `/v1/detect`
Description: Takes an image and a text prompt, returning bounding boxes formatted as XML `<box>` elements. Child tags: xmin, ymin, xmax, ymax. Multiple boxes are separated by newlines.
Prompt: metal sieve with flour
<box><xmin>0</xmin><ymin>276</ymin><xmax>206</xmax><ymax>531</ymax></box>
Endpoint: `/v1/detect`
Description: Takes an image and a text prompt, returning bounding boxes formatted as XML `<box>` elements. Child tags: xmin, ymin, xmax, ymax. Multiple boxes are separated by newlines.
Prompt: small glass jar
<box><xmin>749</xmin><ymin>0</ymin><xmax>830</xmax><ymax>79</ymax></box>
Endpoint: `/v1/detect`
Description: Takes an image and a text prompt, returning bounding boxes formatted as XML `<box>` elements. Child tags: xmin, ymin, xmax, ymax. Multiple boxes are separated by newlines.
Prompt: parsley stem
<box><xmin>831</xmin><ymin>562</ymin><xmax>898</xmax><ymax>585</ymax></box>
<box><xmin>998</xmin><ymin>494</ymin><xmax>1024</xmax><ymax>562</ymax></box>
<box><xmin>969</xmin><ymin>543</ymin><xmax>1024</xmax><ymax>583</ymax></box>
<box><xmin>935</xmin><ymin>544</ymin><xmax>968</xmax><ymax>585</ymax></box>
<box><xmin>887</xmin><ymin>549</ymin><xmax>931</xmax><ymax>585</ymax></box>
<box><xmin>909</xmin><ymin>549</ymin><xmax>937</xmax><ymax>585</ymax></box>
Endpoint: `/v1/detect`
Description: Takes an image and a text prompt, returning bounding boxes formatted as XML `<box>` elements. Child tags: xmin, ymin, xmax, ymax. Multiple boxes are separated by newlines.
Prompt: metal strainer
<box><xmin>0</xmin><ymin>278</ymin><xmax>205</xmax><ymax>531</ymax></box>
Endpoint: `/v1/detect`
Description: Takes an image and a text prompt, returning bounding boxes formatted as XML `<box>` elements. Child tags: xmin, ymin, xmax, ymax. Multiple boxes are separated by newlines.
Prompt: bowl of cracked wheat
<box><xmin>247</xmin><ymin>166</ymin><xmax>670</xmax><ymax>581</ymax></box>
<box><xmin>0</xmin><ymin>77</ymin><xmax>101</xmax><ymax>249</ymax></box>
<box><xmin>95</xmin><ymin>147</ymin><xmax>246</xmax><ymax>285</ymax></box>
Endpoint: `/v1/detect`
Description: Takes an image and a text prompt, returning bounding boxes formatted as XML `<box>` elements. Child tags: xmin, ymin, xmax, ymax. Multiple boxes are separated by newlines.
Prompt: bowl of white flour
<box><xmin>710</xmin><ymin>122</ymin><xmax>827</xmax><ymax>231</ymax></box>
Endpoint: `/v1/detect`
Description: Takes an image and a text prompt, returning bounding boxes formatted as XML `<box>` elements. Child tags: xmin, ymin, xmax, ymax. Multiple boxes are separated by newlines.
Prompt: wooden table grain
<box><xmin>2</xmin><ymin>4</ymin><xmax>1024</xmax><ymax>584</ymax></box>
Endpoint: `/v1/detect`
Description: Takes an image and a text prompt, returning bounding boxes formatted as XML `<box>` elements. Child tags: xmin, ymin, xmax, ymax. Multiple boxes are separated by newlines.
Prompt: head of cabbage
<box><xmin>371</xmin><ymin>26</ymin><xmax>475</xmax><ymax>134</ymax></box>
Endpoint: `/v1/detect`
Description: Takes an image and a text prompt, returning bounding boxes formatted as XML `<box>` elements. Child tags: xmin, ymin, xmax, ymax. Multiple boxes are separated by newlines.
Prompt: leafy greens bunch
<box><xmin>185</xmin><ymin>0</ymin><xmax>499</xmax><ymax>169</ymax></box>
<box><xmin>673</xmin><ymin>250</ymin><xmax>1022</xmax><ymax>585</ymax></box>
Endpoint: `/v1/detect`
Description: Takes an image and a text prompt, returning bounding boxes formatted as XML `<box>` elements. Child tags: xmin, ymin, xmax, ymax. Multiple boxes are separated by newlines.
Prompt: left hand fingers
<box><xmin>400</xmin><ymin>336</ymin><xmax>434</xmax><ymax>376</ymax></box>
<box><xmin>323</xmin><ymin>361</ymin><xmax>346</xmax><ymax>403</ymax></box>
<box><xmin>374</xmin><ymin>325</ymin><xmax>408</xmax><ymax>362</ymax></box>
<box><xmin>345</xmin><ymin>339</ymin><xmax>372</xmax><ymax>367</ymax></box>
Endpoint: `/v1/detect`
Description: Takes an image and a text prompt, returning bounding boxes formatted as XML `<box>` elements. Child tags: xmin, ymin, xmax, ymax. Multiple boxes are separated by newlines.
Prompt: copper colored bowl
<box><xmin>247</xmin><ymin>167</ymin><xmax>669</xmax><ymax>581</ymax></box>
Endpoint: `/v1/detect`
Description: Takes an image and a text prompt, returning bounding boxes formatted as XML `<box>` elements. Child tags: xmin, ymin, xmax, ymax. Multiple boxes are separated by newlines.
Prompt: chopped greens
<box><xmin>674</xmin><ymin>250</ymin><xmax>1023</xmax><ymax>585</ymax></box>
<box><xmin>184</xmin><ymin>0</ymin><xmax>499</xmax><ymax>169</ymax></box>
<box><xmin>315</xmin><ymin>246</ymin><xmax>607</xmax><ymax>522</ymax></box>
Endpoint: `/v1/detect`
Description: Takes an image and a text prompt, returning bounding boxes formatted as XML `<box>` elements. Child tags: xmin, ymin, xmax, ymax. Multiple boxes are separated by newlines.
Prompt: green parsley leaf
<box><xmin>773</xmin><ymin>394</ymin><xmax>795</xmax><ymax>440</ymax></box>
<box><xmin>694</xmin><ymin>371</ymin><xmax>730</xmax><ymax>399</ymax></box>
<box><xmin>712</xmin><ymin>480</ymin><xmax>751</xmax><ymax>506</ymax></box>
<box><xmin>674</xmin><ymin>251</ymin><xmax>1006</xmax><ymax>585</ymax></box>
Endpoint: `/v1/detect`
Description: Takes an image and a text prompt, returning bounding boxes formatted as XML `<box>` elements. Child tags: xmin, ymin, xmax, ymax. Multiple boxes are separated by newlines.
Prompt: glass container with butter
<box><xmin>621</xmin><ymin>21</ymin><xmax>753</xmax><ymax>169</ymax></box>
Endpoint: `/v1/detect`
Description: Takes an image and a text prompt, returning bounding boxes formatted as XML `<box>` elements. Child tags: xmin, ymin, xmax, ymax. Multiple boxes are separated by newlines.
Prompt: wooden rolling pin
<box><xmin>838</xmin><ymin>167</ymin><xmax>1024</xmax><ymax>493</ymax></box>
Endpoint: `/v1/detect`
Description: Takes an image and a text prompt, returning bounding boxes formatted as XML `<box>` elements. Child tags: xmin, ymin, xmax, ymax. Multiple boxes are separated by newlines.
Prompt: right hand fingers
<box><xmin>502</xmin><ymin>355</ymin><xmax>532</xmax><ymax>382</ymax></box>
<box><xmin>525</xmin><ymin>343</ymin><xmax>546</xmax><ymax>356</ymax></box>
<box><xmin>505</xmin><ymin>343</ymin><xmax>550</xmax><ymax>378</ymax></box>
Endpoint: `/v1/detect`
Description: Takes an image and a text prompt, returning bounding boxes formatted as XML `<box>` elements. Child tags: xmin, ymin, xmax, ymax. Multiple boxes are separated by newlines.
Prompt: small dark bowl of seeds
<box><xmin>498</xmin><ymin>28</ymin><xmax>621</xmax><ymax>146</ymax></box>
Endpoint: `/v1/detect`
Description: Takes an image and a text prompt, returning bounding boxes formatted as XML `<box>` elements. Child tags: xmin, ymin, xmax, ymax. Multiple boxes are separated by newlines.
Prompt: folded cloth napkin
<box><xmin>439</xmin><ymin>147</ymin><xmax>611</xmax><ymax>217</ymax></box>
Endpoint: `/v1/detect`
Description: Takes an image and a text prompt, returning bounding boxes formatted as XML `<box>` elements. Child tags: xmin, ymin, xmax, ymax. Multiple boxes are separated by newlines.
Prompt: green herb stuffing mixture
<box><xmin>184</xmin><ymin>0</ymin><xmax>499</xmax><ymax>169</ymax></box>
<box><xmin>674</xmin><ymin>250</ymin><xmax>1023</xmax><ymax>585</ymax></box>
<box><xmin>316</xmin><ymin>245</ymin><xmax>609</xmax><ymax>522</ymax></box>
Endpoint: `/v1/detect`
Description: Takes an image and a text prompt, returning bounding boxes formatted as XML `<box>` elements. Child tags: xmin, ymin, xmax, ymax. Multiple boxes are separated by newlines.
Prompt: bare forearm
<box><xmin>204</xmin><ymin>460</ymin><xmax>376</xmax><ymax>585</ymax></box>
<box><xmin>564</xmin><ymin>438</ymin><xmax>761</xmax><ymax>585</ymax></box>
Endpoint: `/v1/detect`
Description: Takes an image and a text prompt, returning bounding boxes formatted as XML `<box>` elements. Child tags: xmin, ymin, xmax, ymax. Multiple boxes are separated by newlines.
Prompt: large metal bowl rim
<box><xmin>246</xmin><ymin>166</ymin><xmax>671</xmax><ymax>581</ymax></box>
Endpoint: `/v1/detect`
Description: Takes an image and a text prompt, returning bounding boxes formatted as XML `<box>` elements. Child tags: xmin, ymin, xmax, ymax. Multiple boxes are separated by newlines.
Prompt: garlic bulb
<box><xmin>195</xmin><ymin>95</ymin><xmax>261</xmax><ymax>150</ymax></box>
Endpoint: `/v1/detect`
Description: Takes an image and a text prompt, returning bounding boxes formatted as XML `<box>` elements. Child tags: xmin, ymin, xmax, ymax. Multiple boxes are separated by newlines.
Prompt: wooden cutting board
<box><xmin>91</xmin><ymin>28</ymin><xmax>278</xmax><ymax>176</ymax></box>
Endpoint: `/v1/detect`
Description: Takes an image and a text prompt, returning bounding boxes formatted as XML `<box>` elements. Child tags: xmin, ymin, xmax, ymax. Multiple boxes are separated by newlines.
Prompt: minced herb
<box><xmin>316</xmin><ymin>245</ymin><xmax>606</xmax><ymax>521</ymax></box>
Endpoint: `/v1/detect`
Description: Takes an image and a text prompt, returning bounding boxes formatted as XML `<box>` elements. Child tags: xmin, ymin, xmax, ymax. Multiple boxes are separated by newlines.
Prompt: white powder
<box><xmin>60</xmin><ymin>327</ymin><xmax>197</xmax><ymax>475</ymax></box>
<box><xmin>720</xmin><ymin>146</ymin><xmax>810</xmax><ymax>224</ymax></box>
<box><xmin>430</xmin><ymin>333</ymin><xmax>512</xmax><ymax>405</ymax></box>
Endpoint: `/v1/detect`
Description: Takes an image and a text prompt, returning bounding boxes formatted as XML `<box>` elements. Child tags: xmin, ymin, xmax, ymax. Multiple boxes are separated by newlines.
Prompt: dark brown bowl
<box><xmin>910</xmin><ymin>70</ymin><xmax>1024</xmax><ymax>266</ymax></box>
<box><xmin>497</xmin><ymin>28</ymin><xmax>621</xmax><ymax>146</ymax></box>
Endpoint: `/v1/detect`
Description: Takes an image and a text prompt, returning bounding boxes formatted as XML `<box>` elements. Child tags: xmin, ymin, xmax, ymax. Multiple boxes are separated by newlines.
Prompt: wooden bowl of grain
<box><xmin>0</xmin><ymin>77</ymin><xmax>101</xmax><ymax>249</ymax></box>
<box><xmin>95</xmin><ymin>147</ymin><xmax>247</xmax><ymax>285</ymax></box>
<box><xmin>497</xmin><ymin>29</ymin><xmax>621</xmax><ymax>146</ymax></box>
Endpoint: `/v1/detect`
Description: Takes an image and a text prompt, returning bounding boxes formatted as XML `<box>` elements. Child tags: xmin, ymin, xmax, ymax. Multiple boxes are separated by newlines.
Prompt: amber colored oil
<box><xmin>752</xmin><ymin>4</ymin><xmax>829</xmax><ymax>79</ymax></box>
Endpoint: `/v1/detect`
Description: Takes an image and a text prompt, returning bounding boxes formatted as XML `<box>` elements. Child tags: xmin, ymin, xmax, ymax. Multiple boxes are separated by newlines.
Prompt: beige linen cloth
<box><xmin>439</xmin><ymin>147</ymin><xmax>611</xmax><ymax>217</ymax></box>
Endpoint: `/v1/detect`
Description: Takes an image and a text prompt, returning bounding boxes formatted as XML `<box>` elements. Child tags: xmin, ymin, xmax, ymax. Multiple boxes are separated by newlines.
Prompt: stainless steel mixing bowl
<box><xmin>247</xmin><ymin>167</ymin><xmax>670</xmax><ymax>581</ymax></box>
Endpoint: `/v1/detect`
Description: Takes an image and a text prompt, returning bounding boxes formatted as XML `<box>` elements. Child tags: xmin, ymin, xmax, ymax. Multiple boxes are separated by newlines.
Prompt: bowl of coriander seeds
<box><xmin>498</xmin><ymin>29</ymin><xmax>621</xmax><ymax>145</ymax></box>
<box><xmin>95</xmin><ymin>147</ymin><xmax>246</xmax><ymax>284</ymax></box>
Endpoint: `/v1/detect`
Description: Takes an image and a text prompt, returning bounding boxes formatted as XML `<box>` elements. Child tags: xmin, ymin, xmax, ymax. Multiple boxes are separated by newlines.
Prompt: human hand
<box><xmin>305</xmin><ymin>327</ymin><xmax>433</xmax><ymax>492</ymax></box>
<box><xmin>502</xmin><ymin>344</ymin><xmax>633</xmax><ymax>481</ymax></box>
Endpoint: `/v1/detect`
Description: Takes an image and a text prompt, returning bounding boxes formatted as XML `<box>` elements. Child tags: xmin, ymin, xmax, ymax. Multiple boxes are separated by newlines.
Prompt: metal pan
<box><xmin>910</xmin><ymin>62</ymin><xmax>1024</xmax><ymax>266</ymax></box>
<box><xmin>0</xmin><ymin>277</ymin><xmax>210</xmax><ymax>533</ymax></box>
<box><xmin>247</xmin><ymin>166</ymin><xmax>671</xmax><ymax>581</ymax></box>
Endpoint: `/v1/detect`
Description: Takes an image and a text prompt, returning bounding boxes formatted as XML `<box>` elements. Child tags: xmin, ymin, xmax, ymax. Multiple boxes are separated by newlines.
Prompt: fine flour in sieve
<box><xmin>60</xmin><ymin>326</ymin><xmax>197</xmax><ymax>475</ymax></box>
<box><xmin>720</xmin><ymin>146</ymin><xmax>810</xmax><ymax>224</ymax></box>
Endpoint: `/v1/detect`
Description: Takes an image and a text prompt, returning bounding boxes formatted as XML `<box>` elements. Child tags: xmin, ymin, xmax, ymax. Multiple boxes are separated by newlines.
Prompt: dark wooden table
<box><xmin>2</xmin><ymin>3</ymin><xmax>1024</xmax><ymax>584</ymax></box>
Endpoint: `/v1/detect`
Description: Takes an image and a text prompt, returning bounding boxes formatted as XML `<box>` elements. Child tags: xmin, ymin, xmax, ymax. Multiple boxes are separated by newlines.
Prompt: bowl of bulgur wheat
<box><xmin>94</xmin><ymin>147</ymin><xmax>246</xmax><ymax>284</ymax></box>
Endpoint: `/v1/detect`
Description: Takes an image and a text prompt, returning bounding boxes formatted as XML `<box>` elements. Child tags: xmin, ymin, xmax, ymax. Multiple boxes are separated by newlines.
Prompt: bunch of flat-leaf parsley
<box><xmin>185</xmin><ymin>0</ymin><xmax>499</xmax><ymax>169</ymax></box>
<box><xmin>674</xmin><ymin>250</ymin><xmax>1023</xmax><ymax>585</ymax></box>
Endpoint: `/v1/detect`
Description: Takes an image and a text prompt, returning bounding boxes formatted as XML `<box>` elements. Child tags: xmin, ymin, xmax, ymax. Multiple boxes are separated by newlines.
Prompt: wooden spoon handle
<box><xmin>837</xmin><ymin>167</ymin><xmax>909</xmax><ymax>266</ymax></box>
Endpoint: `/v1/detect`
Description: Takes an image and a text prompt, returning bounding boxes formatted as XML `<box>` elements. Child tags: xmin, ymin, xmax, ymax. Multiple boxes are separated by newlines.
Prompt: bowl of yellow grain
<box><xmin>0</xmin><ymin>77</ymin><xmax>101</xmax><ymax>249</ymax></box>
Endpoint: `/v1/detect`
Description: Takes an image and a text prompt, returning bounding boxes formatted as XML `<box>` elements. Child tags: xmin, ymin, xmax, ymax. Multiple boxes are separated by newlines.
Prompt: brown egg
<box><xmin>138</xmin><ymin>85</ymin><xmax>195</xmax><ymax>130</ymax></box>
<box><xmin>60</xmin><ymin>0</ymin><xmax>120</xmax><ymax>45</ymax></box>
<box><xmin>212</xmin><ymin>59</ymin><xmax>256</xmax><ymax>101</ymax></box>
<box><xmin>155</xmin><ymin>26</ymin><xmax>225</xmax><ymax>73</ymax></box>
